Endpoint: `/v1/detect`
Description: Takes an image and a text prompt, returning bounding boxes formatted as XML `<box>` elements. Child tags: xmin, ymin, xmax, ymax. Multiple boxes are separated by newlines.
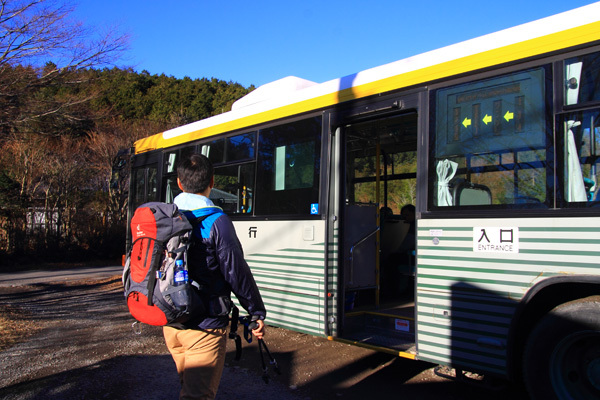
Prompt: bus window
<box><xmin>163</xmin><ymin>146</ymin><xmax>196</xmax><ymax>202</ymax></box>
<box><xmin>256</xmin><ymin>116</ymin><xmax>322</xmax><ymax>215</ymax></box>
<box><xmin>212</xmin><ymin>163</ymin><xmax>255</xmax><ymax>214</ymax></box>
<box><xmin>164</xmin><ymin>176</ymin><xmax>180</xmax><ymax>203</ymax></box>
<box><xmin>432</xmin><ymin>67</ymin><xmax>551</xmax><ymax>207</ymax></box>
<box><xmin>227</xmin><ymin>132</ymin><xmax>255</xmax><ymax>162</ymax></box>
<box><xmin>201</xmin><ymin>139</ymin><xmax>225</xmax><ymax>164</ymax></box>
<box><xmin>565</xmin><ymin>51</ymin><xmax>600</xmax><ymax>106</ymax></box>
<box><xmin>560</xmin><ymin>109</ymin><xmax>600</xmax><ymax>204</ymax></box>
<box><xmin>345</xmin><ymin>114</ymin><xmax>418</xmax><ymax>212</ymax></box>
<box><xmin>164</xmin><ymin>146</ymin><xmax>196</xmax><ymax>175</ymax></box>
<box><xmin>132</xmin><ymin>165</ymin><xmax>158</xmax><ymax>210</ymax></box>
<box><xmin>201</xmin><ymin>132</ymin><xmax>255</xmax><ymax>164</ymax></box>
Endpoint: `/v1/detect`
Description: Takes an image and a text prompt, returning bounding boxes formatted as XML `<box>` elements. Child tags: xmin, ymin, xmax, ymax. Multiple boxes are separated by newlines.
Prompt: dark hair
<box><xmin>400</xmin><ymin>204</ymin><xmax>415</xmax><ymax>214</ymax></box>
<box><xmin>177</xmin><ymin>153</ymin><xmax>214</xmax><ymax>194</ymax></box>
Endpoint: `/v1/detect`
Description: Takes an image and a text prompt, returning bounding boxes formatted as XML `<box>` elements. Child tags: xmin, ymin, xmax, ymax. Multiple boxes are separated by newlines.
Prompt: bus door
<box><xmin>338</xmin><ymin>99</ymin><xmax>420</xmax><ymax>353</ymax></box>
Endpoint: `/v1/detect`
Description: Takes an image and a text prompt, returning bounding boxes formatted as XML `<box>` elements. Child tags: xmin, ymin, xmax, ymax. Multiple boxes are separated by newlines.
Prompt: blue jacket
<box><xmin>174</xmin><ymin>193</ymin><xmax>266</xmax><ymax>329</ymax></box>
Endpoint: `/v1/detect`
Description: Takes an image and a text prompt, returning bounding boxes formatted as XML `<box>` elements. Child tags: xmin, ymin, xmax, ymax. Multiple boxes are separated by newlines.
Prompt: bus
<box><xmin>126</xmin><ymin>4</ymin><xmax>600</xmax><ymax>399</ymax></box>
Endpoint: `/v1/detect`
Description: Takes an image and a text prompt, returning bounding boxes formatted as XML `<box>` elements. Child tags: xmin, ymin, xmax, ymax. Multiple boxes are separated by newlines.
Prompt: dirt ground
<box><xmin>0</xmin><ymin>272</ymin><xmax>530</xmax><ymax>400</ymax></box>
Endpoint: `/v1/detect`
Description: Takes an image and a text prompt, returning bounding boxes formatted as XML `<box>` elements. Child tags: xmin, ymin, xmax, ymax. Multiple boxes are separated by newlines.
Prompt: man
<box><xmin>164</xmin><ymin>153</ymin><xmax>266</xmax><ymax>400</ymax></box>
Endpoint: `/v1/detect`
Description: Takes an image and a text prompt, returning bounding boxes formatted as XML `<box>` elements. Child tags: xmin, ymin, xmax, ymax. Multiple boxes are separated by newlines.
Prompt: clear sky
<box><xmin>72</xmin><ymin>0</ymin><xmax>598</xmax><ymax>88</ymax></box>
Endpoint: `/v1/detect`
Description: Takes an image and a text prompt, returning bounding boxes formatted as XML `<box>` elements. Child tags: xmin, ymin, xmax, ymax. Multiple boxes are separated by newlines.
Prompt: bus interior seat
<box><xmin>451</xmin><ymin>179</ymin><xmax>492</xmax><ymax>206</ymax></box>
<box><xmin>380</xmin><ymin>218</ymin><xmax>410</xmax><ymax>262</ymax></box>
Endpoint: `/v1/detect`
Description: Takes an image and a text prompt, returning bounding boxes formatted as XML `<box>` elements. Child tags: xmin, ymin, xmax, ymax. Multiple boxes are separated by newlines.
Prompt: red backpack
<box><xmin>122</xmin><ymin>202</ymin><xmax>206</xmax><ymax>326</ymax></box>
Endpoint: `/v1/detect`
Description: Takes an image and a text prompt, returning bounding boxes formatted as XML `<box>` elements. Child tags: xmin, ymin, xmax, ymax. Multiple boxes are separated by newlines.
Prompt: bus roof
<box><xmin>134</xmin><ymin>2</ymin><xmax>600</xmax><ymax>154</ymax></box>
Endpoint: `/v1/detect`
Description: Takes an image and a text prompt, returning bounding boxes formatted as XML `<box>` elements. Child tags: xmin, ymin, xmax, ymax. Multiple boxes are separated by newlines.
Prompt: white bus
<box><xmin>127</xmin><ymin>4</ymin><xmax>600</xmax><ymax>398</ymax></box>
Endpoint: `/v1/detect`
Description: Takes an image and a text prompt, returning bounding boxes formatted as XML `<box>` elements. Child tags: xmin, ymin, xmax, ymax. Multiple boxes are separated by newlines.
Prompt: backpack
<box><xmin>122</xmin><ymin>202</ymin><xmax>206</xmax><ymax>326</ymax></box>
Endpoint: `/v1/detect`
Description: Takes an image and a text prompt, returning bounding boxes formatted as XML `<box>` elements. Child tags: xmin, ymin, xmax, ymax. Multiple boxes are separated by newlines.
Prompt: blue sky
<box><xmin>73</xmin><ymin>1</ymin><xmax>598</xmax><ymax>88</ymax></box>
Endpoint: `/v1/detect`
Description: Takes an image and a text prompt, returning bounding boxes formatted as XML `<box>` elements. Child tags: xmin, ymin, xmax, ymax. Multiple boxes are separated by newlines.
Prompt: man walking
<box><xmin>164</xmin><ymin>153</ymin><xmax>266</xmax><ymax>399</ymax></box>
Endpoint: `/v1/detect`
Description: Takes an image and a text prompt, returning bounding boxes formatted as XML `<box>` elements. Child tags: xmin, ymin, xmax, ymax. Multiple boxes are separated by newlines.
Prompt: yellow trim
<box><xmin>135</xmin><ymin>21</ymin><xmax>600</xmax><ymax>154</ymax></box>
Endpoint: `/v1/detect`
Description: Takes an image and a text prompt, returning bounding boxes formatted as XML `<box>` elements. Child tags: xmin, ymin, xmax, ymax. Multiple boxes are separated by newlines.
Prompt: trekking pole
<box><xmin>257</xmin><ymin>337</ymin><xmax>269</xmax><ymax>383</ymax></box>
<box><xmin>258</xmin><ymin>337</ymin><xmax>280</xmax><ymax>375</ymax></box>
<box><xmin>247</xmin><ymin>320</ymin><xmax>281</xmax><ymax>383</ymax></box>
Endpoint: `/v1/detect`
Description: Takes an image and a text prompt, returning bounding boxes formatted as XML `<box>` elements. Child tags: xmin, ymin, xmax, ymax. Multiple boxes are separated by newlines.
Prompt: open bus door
<box><xmin>336</xmin><ymin>101</ymin><xmax>420</xmax><ymax>356</ymax></box>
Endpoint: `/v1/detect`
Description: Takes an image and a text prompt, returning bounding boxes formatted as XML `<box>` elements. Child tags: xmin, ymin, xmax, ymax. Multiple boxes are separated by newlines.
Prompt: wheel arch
<box><xmin>506</xmin><ymin>275</ymin><xmax>600</xmax><ymax>382</ymax></box>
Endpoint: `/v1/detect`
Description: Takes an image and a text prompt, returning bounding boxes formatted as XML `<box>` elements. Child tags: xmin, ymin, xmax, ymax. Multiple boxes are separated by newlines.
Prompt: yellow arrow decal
<box><xmin>483</xmin><ymin>114</ymin><xmax>492</xmax><ymax>125</ymax></box>
<box><xmin>504</xmin><ymin>111</ymin><xmax>514</xmax><ymax>122</ymax></box>
<box><xmin>462</xmin><ymin>117</ymin><xmax>471</xmax><ymax>128</ymax></box>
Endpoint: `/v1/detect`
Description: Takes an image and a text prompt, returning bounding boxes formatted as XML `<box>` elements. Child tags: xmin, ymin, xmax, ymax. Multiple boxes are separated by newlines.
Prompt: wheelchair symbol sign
<box><xmin>310</xmin><ymin>203</ymin><xmax>319</xmax><ymax>214</ymax></box>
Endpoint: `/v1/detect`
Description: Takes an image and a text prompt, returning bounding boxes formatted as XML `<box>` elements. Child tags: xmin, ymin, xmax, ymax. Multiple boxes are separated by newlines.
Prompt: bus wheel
<box><xmin>523</xmin><ymin>297</ymin><xmax>600</xmax><ymax>400</ymax></box>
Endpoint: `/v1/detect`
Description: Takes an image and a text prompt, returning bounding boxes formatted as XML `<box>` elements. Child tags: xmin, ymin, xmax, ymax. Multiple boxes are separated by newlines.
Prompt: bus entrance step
<box><xmin>343</xmin><ymin>327</ymin><xmax>415</xmax><ymax>351</ymax></box>
<box><xmin>359</xmin><ymin>311</ymin><xmax>416</xmax><ymax>335</ymax></box>
<box><xmin>345</xmin><ymin>311</ymin><xmax>415</xmax><ymax>340</ymax></box>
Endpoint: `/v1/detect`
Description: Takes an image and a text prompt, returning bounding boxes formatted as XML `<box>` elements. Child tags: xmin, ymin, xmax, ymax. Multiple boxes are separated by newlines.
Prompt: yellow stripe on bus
<box><xmin>134</xmin><ymin>20</ymin><xmax>600</xmax><ymax>154</ymax></box>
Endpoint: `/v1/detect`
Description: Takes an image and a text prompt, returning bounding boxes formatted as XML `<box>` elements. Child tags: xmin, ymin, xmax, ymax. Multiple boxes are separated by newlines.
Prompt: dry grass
<box><xmin>0</xmin><ymin>275</ymin><xmax>122</xmax><ymax>352</ymax></box>
<box><xmin>0</xmin><ymin>304</ymin><xmax>39</xmax><ymax>352</ymax></box>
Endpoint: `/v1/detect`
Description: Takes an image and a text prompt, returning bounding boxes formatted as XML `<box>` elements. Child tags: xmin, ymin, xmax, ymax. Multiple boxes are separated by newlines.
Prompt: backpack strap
<box><xmin>143</xmin><ymin>237</ymin><xmax>163</xmax><ymax>306</ymax></box>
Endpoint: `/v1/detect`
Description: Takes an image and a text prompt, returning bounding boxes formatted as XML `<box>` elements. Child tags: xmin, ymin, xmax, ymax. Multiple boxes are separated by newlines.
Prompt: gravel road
<box><xmin>0</xmin><ymin>269</ymin><xmax>529</xmax><ymax>400</ymax></box>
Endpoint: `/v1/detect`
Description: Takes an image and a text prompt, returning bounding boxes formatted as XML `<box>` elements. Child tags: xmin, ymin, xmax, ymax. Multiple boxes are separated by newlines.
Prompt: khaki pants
<box><xmin>163</xmin><ymin>326</ymin><xmax>228</xmax><ymax>400</ymax></box>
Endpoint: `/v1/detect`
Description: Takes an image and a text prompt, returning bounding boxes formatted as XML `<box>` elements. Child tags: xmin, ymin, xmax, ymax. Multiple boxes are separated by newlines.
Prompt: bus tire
<box><xmin>522</xmin><ymin>296</ymin><xmax>600</xmax><ymax>400</ymax></box>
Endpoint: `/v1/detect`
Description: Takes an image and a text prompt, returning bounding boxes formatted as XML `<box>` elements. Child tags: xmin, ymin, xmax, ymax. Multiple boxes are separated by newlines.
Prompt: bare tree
<box><xmin>0</xmin><ymin>0</ymin><xmax>129</xmax><ymax>134</ymax></box>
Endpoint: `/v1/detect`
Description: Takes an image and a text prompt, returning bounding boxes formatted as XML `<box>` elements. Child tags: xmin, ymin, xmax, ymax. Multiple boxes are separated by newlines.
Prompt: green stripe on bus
<box><xmin>417</xmin><ymin>320</ymin><xmax>507</xmax><ymax>339</ymax></box>
<box><xmin>418</xmin><ymin>340</ymin><xmax>505</xmax><ymax>364</ymax></box>
<box><xmin>521</xmin><ymin>226</ymin><xmax>600</xmax><ymax>232</ymax></box>
<box><xmin>248</xmin><ymin>263</ymin><xmax>324</xmax><ymax>279</ymax></box>
<box><xmin>417</xmin><ymin>300</ymin><xmax>513</xmax><ymax>319</ymax></box>
<box><xmin>417</xmin><ymin>332</ymin><xmax>506</xmax><ymax>357</ymax></box>
<box><xmin>418</xmin><ymin>273</ymin><xmax>532</xmax><ymax>288</ymax></box>
<box><xmin>416</xmin><ymin>282</ymin><xmax>525</xmax><ymax>299</ymax></box>
<box><xmin>247</xmin><ymin>259</ymin><xmax>325</xmax><ymax>270</ymax></box>
<box><xmin>417</xmin><ymin>291</ymin><xmax>518</xmax><ymax>309</ymax></box>
<box><xmin>417</xmin><ymin>263</ymin><xmax>539</xmax><ymax>277</ymax></box>
<box><xmin>419</xmin><ymin>254</ymin><xmax>599</xmax><ymax>269</ymax></box>
<box><xmin>419</xmin><ymin>245</ymin><xmax>600</xmax><ymax>258</ymax></box>
<box><xmin>417</xmin><ymin>311</ymin><xmax>510</xmax><ymax>329</ymax></box>
<box><xmin>250</xmin><ymin>253</ymin><xmax>325</xmax><ymax>261</ymax></box>
<box><xmin>280</xmin><ymin>248</ymin><xmax>326</xmax><ymax>253</ymax></box>
<box><xmin>520</xmin><ymin>237</ymin><xmax>600</xmax><ymax>244</ymax></box>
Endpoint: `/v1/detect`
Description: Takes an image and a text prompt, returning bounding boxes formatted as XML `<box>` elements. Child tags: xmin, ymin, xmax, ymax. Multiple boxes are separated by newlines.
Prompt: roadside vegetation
<box><xmin>0</xmin><ymin>0</ymin><xmax>254</xmax><ymax>267</ymax></box>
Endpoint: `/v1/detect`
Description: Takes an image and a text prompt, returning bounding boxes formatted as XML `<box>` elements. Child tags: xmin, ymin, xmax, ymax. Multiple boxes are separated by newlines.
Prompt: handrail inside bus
<box><xmin>349</xmin><ymin>227</ymin><xmax>380</xmax><ymax>285</ymax></box>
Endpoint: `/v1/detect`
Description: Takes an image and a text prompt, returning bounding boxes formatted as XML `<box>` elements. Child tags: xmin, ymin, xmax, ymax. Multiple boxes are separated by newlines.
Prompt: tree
<box><xmin>0</xmin><ymin>0</ymin><xmax>129</xmax><ymax>137</ymax></box>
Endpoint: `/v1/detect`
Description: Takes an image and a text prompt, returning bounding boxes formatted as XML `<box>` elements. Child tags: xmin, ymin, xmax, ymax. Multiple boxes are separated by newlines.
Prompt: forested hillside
<box><xmin>0</xmin><ymin>0</ymin><xmax>254</xmax><ymax>265</ymax></box>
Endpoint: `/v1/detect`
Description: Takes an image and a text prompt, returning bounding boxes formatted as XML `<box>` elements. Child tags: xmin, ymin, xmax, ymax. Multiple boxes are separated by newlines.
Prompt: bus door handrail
<box><xmin>349</xmin><ymin>227</ymin><xmax>379</xmax><ymax>285</ymax></box>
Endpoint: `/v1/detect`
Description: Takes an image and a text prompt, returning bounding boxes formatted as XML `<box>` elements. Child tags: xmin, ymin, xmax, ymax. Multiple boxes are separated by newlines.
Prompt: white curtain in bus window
<box><xmin>436</xmin><ymin>159</ymin><xmax>458</xmax><ymax>206</ymax></box>
<box><xmin>562</xmin><ymin>110</ymin><xmax>600</xmax><ymax>203</ymax></box>
<box><xmin>566</xmin><ymin>120</ymin><xmax>587</xmax><ymax>202</ymax></box>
